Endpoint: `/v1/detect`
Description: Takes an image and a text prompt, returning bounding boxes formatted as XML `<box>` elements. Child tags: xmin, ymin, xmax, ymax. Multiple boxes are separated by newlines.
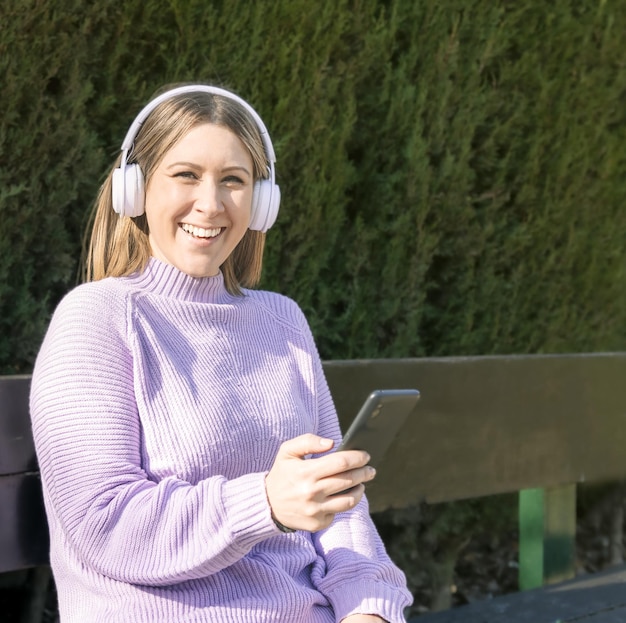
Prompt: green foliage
<box><xmin>373</xmin><ymin>496</ymin><xmax>518</xmax><ymax>613</ymax></box>
<box><xmin>2</xmin><ymin>0</ymin><xmax>626</xmax><ymax>373</ymax></box>
<box><xmin>0</xmin><ymin>0</ymin><xmax>114</xmax><ymax>373</ymax></box>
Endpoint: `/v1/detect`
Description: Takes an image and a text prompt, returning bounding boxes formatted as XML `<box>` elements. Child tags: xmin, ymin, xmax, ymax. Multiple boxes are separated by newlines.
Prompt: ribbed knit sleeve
<box><xmin>30</xmin><ymin>282</ymin><xmax>278</xmax><ymax>587</ymax></box>
<box><xmin>294</xmin><ymin>313</ymin><xmax>413</xmax><ymax>622</ymax></box>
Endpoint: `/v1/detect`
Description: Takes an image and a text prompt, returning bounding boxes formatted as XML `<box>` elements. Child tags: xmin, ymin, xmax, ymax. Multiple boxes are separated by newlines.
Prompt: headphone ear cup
<box><xmin>249</xmin><ymin>179</ymin><xmax>280</xmax><ymax>232</ymax></box>
<box><xmin>111</xmin><ymin>167</ymin><xmax>126</xmax><ymax>216</ymax></box>
<box><xmin>112</xmin><ymin>164</ymin><xmax>145</xmax><ymax>218</ymax></box>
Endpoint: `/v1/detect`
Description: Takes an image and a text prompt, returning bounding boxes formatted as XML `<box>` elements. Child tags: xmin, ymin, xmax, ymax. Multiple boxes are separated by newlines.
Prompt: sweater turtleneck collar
<box><xmin>128</xmin><ymin>257</ymin><xmax>235</xmax><ymax>304</ymax></box>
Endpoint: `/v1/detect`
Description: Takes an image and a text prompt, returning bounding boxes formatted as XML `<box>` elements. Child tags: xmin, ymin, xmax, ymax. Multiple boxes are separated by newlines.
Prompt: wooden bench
<box><xmin>324</xmin><ymin>353</ymin><xmax>626</xmax><ymax>621</ymax></box>
<box><xmin>3</xmin><ymin>352</ymin><xmax>626</xmax><ymax>621</ymax></box>
<box><xmin>0</xmin><ymin>376</ymin><xmax>50</xmax><ymax>623</ymax></box>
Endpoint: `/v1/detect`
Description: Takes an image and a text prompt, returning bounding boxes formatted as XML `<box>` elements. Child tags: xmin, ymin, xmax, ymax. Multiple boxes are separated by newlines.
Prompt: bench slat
<box><xmin>324</xmin><ymin>354</ymin><xmax>626</xmax><ymax>511</ymax></box>
<box><xmin>0</xmin><ymin>376</ymin><xmax>36</xmax><ymax>476</ymax></box>
<box><xmin>0</xmin><ymin>473</ymin><xmax>49</xmax><ymax>572</ymax></box>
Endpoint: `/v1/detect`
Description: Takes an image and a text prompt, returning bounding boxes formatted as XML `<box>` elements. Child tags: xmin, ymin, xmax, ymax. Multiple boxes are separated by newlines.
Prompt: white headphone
<box><xmin>111</xmin><ymin>85</ymin><xmax>280</xmax><ymax>232</ymax></box>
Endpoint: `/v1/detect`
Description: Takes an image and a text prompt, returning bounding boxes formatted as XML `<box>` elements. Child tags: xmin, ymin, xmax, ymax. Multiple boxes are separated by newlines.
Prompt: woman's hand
<box><xmin>265</xmin><ymin>434</ymin><xmax>376</xmax><ymax>532</ymax></box>
<box><xmin>341</xmin><ymin>615</ymin><xmax>388</xmax><ymax>622</ymax></box>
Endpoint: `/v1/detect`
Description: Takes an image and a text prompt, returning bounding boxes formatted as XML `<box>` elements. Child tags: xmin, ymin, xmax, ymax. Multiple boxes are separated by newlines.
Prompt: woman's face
<box><xmin>144</xmin><ymin>122</ymin><xmax>254</xmax><ymax>278</ymax></box>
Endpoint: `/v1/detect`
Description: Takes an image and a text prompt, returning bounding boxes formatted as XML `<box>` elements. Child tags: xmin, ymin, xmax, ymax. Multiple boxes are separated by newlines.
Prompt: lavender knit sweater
<box><xmin>30</xmin><ymin>258</ymin><xmax>412</xmax><ymax>623</ymax></box>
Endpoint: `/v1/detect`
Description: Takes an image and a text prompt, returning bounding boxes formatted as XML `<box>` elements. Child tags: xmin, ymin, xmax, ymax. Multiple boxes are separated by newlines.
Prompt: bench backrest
<box><xmin>325</xmin><ymin>353</ymin><xmax>626</xmax><ymax>511</ymax></box>
<box><xmin>3</xmin><ymin>352</ymin><xmax>626</xmax><ymax>574</ymax></box>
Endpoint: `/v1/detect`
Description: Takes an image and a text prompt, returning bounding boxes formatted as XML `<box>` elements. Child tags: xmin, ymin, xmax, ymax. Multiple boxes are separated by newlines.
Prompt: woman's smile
<box><xmin>179</xmin><ymin>223</ymin><xmax>224</xmax><ymax>240</ymax></box>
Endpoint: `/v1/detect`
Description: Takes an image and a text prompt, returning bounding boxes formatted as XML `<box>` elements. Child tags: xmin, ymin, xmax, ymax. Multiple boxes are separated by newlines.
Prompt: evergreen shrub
<box><xmin>2</xmin><ymin>0</ymin><xmax>625</xmax><ymax>373</ymax></box>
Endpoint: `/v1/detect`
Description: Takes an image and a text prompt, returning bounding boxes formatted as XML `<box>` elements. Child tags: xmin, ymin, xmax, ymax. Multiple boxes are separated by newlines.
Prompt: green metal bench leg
<box><xmin>519</xmin><ymin>484</ymin><xmax>577</xmax><ymax>591</ymax></box>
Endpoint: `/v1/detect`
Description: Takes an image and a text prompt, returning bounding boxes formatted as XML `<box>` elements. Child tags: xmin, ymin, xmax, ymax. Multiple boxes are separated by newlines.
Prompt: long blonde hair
<box><xmin>84</xmin><ymin>88</ymin><xmax>269</xmax><ymax>294</ymax></box>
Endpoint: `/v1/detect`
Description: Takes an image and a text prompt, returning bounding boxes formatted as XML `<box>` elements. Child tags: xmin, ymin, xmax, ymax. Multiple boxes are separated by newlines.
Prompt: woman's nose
<box><xmin>194</xmin><ymin>180</ymin><xmax>224</xmax><ymax>215</ymax></box>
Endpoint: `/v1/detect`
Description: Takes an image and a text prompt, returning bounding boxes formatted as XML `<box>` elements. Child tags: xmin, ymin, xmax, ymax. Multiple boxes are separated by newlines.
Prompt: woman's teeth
<box><xmin>181</xmin><ymin>224</ymin><xmax>221</xmax><ymax>238</ymax></box>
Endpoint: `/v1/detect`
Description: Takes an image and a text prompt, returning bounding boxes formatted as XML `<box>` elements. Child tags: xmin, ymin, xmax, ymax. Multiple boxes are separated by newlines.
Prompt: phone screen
<box><xmin>337</xmin><ymin>389</ymin><xmax>420</xmax><ymax>466</ymax></box>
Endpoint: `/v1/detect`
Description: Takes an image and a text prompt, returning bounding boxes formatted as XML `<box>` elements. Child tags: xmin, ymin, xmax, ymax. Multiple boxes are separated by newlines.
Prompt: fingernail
<box><xmin>368</xmin><ymin>466</ymin><xmax>376</xmax><ymax>478</ymax></box>
<box><xmin>320</xmin><ymin>438</ymin><xmax>333</xmax><ymax>448</ymax></box>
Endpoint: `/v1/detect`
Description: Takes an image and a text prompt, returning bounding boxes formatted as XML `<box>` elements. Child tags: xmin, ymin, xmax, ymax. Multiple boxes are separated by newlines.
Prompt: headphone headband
<box><xmin>120</xmin><ymin>85</ymin><xmax>276</xmax><ymax>163</ymax></box>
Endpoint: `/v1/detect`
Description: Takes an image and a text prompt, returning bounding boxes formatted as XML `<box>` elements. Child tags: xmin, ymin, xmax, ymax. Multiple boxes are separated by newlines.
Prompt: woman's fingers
<box><xmin>265</xmin><ymin>435</ymin><xmax>377</xmax><ymax>532</ymax></box>
<box><xmin>275</xmin><ymin>434</ymin><xmax>372</xmax><ymax>478</ymax></box>
<box><xmin>314</xmin><ymin>485</ymin><xmax>367</xmax><ymax>530</ymax></box>
<box><xmin>275</xmin><ymin>434</ymin><xmax>335</xmax><ymax>460</ymax></box>
<box><xmin>323</xmin><ymin>465</ymin><xmax>377</xmax><ymax>497</ymax></box>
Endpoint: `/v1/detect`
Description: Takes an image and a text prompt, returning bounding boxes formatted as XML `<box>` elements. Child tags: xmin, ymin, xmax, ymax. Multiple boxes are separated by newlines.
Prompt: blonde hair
<box><xmin>84</xmin><ymin>88</ymin><xmax>269</xmax><ymax>294</ymax></box>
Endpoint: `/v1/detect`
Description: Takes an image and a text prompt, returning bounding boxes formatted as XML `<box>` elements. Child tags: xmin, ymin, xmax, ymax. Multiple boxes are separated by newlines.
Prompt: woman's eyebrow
<box><xmin>165</xmin><ymin>161</ymin><xmax>202</xmax><ymax>170</ymax></box>
<box><xmin>165</xmin><ymin>162</ymin><xmax>252</xmax><ymax>177</ymax></box>
<box><xmin>222</xmin><ymin>165</ymin><xmax>252</xmax><ymax>177</ymax></box>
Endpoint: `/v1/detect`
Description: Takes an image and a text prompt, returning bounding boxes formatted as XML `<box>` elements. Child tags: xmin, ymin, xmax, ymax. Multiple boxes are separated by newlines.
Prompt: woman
<box><xmin>30</xmin><ymin>84</ymin><xmax>412</xmax><ymax>622</ymax></box>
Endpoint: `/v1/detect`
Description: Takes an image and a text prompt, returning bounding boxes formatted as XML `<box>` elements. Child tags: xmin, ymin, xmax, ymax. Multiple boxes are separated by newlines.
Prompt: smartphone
<box><xmin>337</xmin><ymin>389</ymin><xmax>420</xmax><ymax>467</ymax></box>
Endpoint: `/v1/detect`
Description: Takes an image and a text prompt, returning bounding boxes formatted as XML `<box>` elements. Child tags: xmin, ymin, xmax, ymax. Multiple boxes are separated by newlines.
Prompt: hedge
<box><xmin>2</xmin><ymin>0</ymin><xmax>625</xmax><ymax>374</ymax></box>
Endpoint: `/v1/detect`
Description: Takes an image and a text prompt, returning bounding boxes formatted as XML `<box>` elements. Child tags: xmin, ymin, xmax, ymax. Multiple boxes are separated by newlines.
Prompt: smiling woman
<box><xmin>85</xmin><ymin>85</ymin><xmax>277</xmax><ymax>294</ymax></box>
<box><xmin>29</xmin><ymin>84</ymin><xmax>412</xmax><ymax>623</ymax></box>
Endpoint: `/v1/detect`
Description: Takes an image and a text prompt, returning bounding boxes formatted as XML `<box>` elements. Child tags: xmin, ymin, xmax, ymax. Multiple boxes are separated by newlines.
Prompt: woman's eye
<box><xmin>223</xmin><ymin>175</ymin><xmax>245</xmax><ymax>185</ymax></box>
<box><xmin>174</xmin><ymin>171</ymin><xmax>198</xmax><ymax>180</ymax></box>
